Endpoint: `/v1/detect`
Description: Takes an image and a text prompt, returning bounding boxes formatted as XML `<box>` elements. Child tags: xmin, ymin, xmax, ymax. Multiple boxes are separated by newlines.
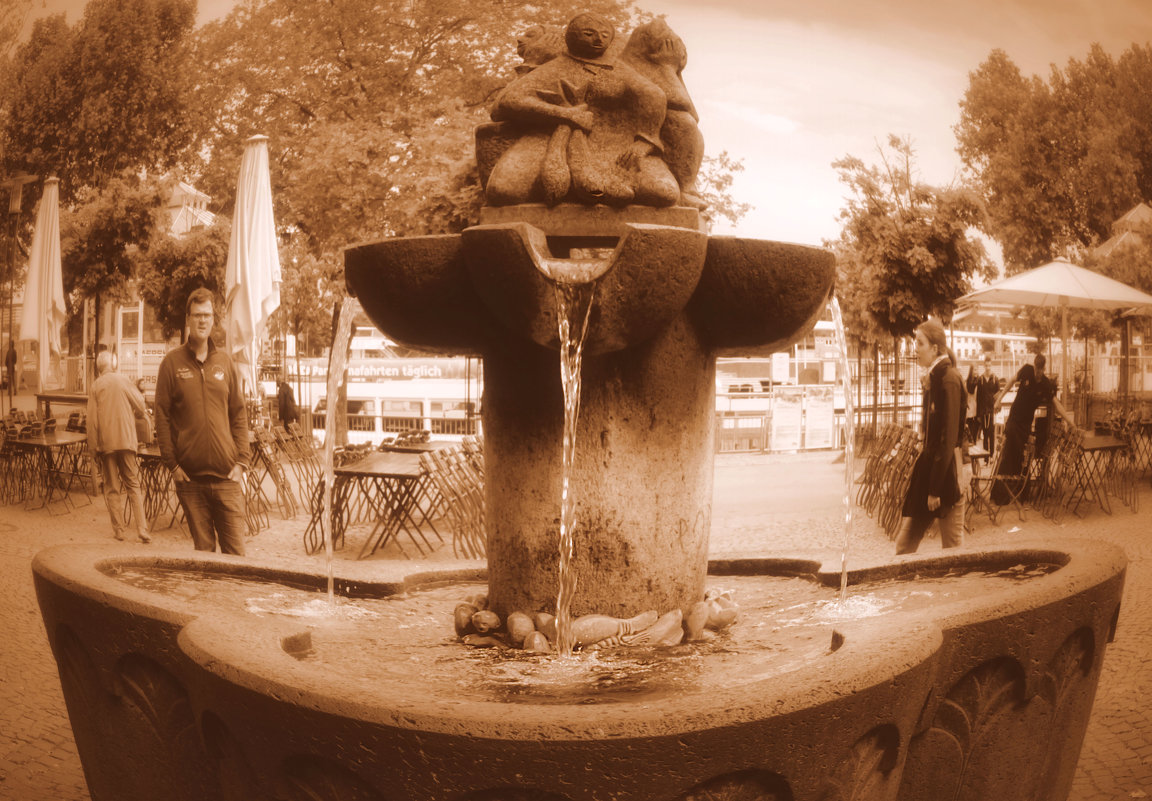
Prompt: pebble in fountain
<box><xmin>347</xmin><ymin>13</ymin><xmax>835</xmax><ymax>642</ymax></box>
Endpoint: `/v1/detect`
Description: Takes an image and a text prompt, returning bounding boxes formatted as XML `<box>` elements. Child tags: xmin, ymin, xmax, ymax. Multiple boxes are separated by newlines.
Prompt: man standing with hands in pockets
<box><xmin>155</xmin><ymin>288</ymin><xmax>250</xmax><ymax>555</ymax></box>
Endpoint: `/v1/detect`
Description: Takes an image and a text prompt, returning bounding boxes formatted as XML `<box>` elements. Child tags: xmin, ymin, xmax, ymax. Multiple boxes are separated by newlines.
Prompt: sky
<box><xmin>22</xmin><ymin>0</ymin><xmax>1152</xmax><ymax>249</ymax></box>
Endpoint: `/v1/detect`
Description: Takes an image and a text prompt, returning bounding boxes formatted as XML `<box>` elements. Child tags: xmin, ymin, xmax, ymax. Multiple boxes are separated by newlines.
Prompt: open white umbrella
<box><xmin>224</xmin><ymin>135</ymin><xmax>281</xmax><ymax>398</ymax></box>
<box><xmin>19</xmin><ymin>176</ymin><xmax>65</xmax><ymax>393</ymax></box>
<box><xmin>957</xmin><ymin>257</ymin><xmax>1152</xmax><ymax>397</ymax></box>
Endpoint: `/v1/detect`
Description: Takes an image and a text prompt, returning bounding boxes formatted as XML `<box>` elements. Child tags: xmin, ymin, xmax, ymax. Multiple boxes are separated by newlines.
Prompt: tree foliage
<box><xmin>272</xmin><ymin>233</ymin><xmax>343</xmax><ymax>357</ymax></box>
<box><xmin>697</xmin><ymin>151</ymin><xmax>752</xmax><ymax>230</ymax></box>
<box><xmin>832</xmin><ymin>135</ymin><xmax>995</xmax><ymax>344</ymax></box>
<box><xmin>138</xmin><ymin>221</ymin><xmax>232</xmax><ymax>339</ymax></box>
<box><xmin>955</xmin><ymin>45</ymin><xmax>1152</xmax><ymax>273</ymax></box>
<box><xmin>61</xmin><ymin>174</ymin><xmax>165</xmax><ymax>309</ymax></box>
<box><xmin>2</xmin><ymin>0</ymin><xmax>198</xmax><ymax>202</ymax></box>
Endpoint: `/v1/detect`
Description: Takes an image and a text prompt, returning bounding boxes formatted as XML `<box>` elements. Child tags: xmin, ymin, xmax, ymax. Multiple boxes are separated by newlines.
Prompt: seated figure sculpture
<box><xmin>484</xmin><ymin>13</ymin><xmax>683</xmax><ymax>208</ymax></box>
<box><xmin>621</xmin><ymin>18</ymin><xmax>705</xmax><ymax>208</ymax></box>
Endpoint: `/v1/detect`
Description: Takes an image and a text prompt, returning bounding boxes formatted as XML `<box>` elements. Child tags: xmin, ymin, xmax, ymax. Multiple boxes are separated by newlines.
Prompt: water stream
<box><xmin>830</xmin><ymin>297</ymin><xmax>856</xmax><ymax>603</ymax></box>
<box><xmin>321</xmin><ymin>296</ymin><xmax>358</xmax><ymax>603</ymax></box>
<box><xmin>553</xmin><ymin>281</ymin><xmax>596</xmax><ymax>657</ymax></box>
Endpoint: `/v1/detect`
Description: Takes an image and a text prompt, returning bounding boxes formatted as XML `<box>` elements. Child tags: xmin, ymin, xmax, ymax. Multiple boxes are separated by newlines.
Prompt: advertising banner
<box><xmin>771</xmin><ymin>387</ymin><xmax>804</xmax><ymax>451</ymax></box>
<box><xmin>805</xmin><ymin>385</ymin><xmax>836</xmax><ymax>449</ymax></box>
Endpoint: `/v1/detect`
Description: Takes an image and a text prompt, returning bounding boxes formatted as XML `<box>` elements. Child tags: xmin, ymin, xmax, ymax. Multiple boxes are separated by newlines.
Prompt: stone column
<box><xmin>483</xmin><ymin>314</ymin><xmax>715</xmax><ymax>619</ymax></box>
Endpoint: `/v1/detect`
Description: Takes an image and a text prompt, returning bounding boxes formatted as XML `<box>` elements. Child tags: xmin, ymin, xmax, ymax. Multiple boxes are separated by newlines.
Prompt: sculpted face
<box><xmin>565</xmin><ymin>14</ymin><xmax>614</xmax><ymax>59</ymax></box>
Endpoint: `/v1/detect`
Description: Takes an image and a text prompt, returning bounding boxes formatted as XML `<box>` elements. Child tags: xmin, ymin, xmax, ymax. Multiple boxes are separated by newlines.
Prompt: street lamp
<box><xmin>2</xmin><ymin>172</ymin><xmax>39</xmax><ymax>400</ymax></box>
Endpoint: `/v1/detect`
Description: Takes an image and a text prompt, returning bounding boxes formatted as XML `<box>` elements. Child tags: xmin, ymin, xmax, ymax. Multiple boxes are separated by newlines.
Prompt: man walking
<box><xmin>155</xmin><ymin>288</ymin><xmax>251</xmax><ymax>555</ymax></box>
<box><xmin>967</xmin><ymin>354</ymin><xmax>999</xmax><ymax>456</ymax></box>
<box><xmin>87</xmin><ymin>351</ymin><xmax>151</xmax><ymax>543</ymax></box>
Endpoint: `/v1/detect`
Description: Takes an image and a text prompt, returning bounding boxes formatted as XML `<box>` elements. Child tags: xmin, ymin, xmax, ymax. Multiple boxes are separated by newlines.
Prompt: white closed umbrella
<box><xmin>957</xmin><ymin>257</ymin><xmax>1152</xmax><ymax>398</ymax></box>
<box><xmin>224</xmin><ymin>135</ymin><xmax>282</xmax><ymax>398</ymax></box>
<box><xmin>19</xmin><ymin>177</ymin><xmax>65</xmax><ymax>393</ymax></box>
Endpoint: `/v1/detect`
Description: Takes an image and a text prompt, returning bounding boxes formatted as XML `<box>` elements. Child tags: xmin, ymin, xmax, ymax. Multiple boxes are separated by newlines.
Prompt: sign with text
<box><xmin>770</xmin><ymin>387</ymin><xmax>804</xmax><ymax>451</ymax></box>
<box><xmin>287</xmin><ymin>357</ymin><xmax>472</xmax><ymax>382</ymax></box>
<box><xmin>805</xmin><ymin>385</ymin><xmax>836</xmax><ymax>449</ymax></box>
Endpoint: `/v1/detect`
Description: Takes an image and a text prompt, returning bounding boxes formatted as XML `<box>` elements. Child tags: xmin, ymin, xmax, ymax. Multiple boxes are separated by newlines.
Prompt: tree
<box><xmin>272</xmin><ymin>233</ymin><xmax>343</xmax><ymax>362</ymax></box>
<box><xmin>833</xmin><ymin>136</ymin><xmax>995</xmax><ymax>425</ymax></box>
<box><xmin>956</xmin><ymin>46</ymin><xmax>1151</xmax><ymax>274</ymax></box>
<box><xmin>138</xmin><ymin>221</ymin><xmax>231</xmax><ymax>340</ymax></box>
<box><xmin>834</xmin><ymin>135</ymin><xmax>995</xmax><ymax>340</ymax></box>
<box><xmin>697</xmin><ymin>151</ymin><xmax>753</xmax><ymax>230</ymax></box>
<box><xmin>61</xmin><ymin>174</ymin><xmax>166</xmax><ymax>344</ymax></box>
<box><xmin>2</xmin><ymin>0</ymin><xmax>198</xmax><ymax>202</ymax></box>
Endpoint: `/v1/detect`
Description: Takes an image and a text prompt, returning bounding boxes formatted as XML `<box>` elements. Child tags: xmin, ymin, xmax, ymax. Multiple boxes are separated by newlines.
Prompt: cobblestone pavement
<box><xmin>1</xmin><ymin>440</ymin><xmax>1148</xmax><ymax>799</ymax></box>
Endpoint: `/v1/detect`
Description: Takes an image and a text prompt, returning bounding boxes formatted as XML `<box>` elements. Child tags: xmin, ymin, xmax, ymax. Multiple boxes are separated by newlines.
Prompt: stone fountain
<box><xmin>33</xmin><ymin>13</ymin><xmax>1124</xmax><ymax>801</ymax></box>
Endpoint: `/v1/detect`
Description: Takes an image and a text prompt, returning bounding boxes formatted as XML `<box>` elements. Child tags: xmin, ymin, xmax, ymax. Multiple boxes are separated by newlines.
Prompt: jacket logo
<box><xmin>176</xmin><ymin>367</ymin><xmax>193</xmax><ymax>380</ymax></box>
<box><xmin>213</xmin><ymin>368</ymin><xmax>225</xmax><ymax>381</ymax></box>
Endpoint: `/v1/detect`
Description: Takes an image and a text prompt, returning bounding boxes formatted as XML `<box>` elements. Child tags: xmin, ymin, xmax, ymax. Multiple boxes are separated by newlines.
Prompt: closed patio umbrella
<box><xmin>19</xmin><ymin>177</ymin><xmax>65</xmax><ymax>394</ymax></box>
<box><xmin>957</xmin><ymin>258</ymin><xmax>1152</xmax><ymax>399</ymax></box>
<box><xmin>224</xmin><ymin>135</ymin><xmax>281</xmax><ymax>400</ymax></box>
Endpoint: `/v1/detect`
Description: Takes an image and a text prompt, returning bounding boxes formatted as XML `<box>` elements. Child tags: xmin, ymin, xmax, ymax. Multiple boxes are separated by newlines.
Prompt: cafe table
<box><xmin>15</xmin><ymin>430</ymin><xmax>88</xmax><ymax>512</ymax></box>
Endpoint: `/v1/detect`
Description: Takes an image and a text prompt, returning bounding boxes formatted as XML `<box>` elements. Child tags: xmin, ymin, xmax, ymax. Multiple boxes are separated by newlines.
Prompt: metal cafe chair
<box><xmin>970</xmin><ymin>432</ymin><xmax>1031</xmax><ymax>524</ymax></box>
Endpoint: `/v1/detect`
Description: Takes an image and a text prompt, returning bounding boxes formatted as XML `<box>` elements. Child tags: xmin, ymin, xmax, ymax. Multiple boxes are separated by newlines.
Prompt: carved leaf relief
<box><xmin>280</xmin><ymin>755</ymin><xmax>388</xmax><ymax>801</ymax></box>
<box><xmin>673</xmin><ymin>769</ymin><xmax>791</xmax><ymax>801</ymax></box>
<box><xmin>818</xmin><ymin>725</ymin><xmax>900</xmax><ymax>801</ymax></box>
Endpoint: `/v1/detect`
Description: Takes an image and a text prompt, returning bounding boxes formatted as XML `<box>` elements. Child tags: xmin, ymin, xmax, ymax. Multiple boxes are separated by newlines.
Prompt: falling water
<box><xmin>830</xmin><ymin>297</ymin><xmax>856</xmax><ymax>603</ymax></box>
<box><xmin>322</xmin><ymin>296</ymin><xmax>358</xmax><ymax>604</ymax></box>
<box><xmin>553</xmin><ymin>282</ymin><xmax>596</xmax><ymax>657</ymax></box>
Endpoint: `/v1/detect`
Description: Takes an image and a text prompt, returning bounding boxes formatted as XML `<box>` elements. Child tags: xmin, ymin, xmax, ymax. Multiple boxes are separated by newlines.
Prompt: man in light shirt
<box><xmin>87</xmin><ymin>351</ymin><xmax>151</xmax><ymax>543</ymax></box>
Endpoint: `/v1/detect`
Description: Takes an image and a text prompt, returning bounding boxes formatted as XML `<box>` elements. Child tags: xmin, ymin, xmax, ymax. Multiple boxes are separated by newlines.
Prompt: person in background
<box><xmin>155</xmin><ymin>288</ymin><xmax>250</xmax><ymax>556</ymax></box>
<box><xmin>966</xmin><ymin>354</ymin><xmax>999</xmax><ymax>457</ymax></box>
<box><xmin>5</xmin><ymin>341</ymin><xmax>17</xmax><ymax>405</ymax></box>
<box><xmin>1030</xmin><ymin>353</ymin><xmax>1065</xmax><ymax>455</ymax></box>
<box><xmin>134</xmin><ymin>377</ymin><xmax>155</xmax><ymax>445</ymax></box>
<box><xmin>87</xmin><ymin>351</ymin><xmax>151</xmax><ymax>543</ymax></box>
<box><xmin>895</xmin><ymin>318</ymin><xmax>968</xmax><ymax>555</ymax></box>
<box><xmin>992</xmin><ymin>353</ymin><xmax>1075</xmax><ymax>505</ymax></box>
<box><xmin>277</xmin><ymin>380</ymin><xmax>299</xmax><ymax>433</ymax></box>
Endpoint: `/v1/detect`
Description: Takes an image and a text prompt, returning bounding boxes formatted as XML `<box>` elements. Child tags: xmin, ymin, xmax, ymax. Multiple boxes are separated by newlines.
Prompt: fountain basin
<box><xmin>33</xmin><ymin>540</ymin><xmax>1123</xmax><ymax>801</ymax></box>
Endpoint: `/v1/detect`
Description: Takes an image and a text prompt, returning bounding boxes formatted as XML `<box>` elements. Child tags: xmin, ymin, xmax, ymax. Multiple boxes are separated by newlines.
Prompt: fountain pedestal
<box><xmin>347</xmin><ymin>212</ymin><xmax>834</xmax><ymax>618</ymax></box>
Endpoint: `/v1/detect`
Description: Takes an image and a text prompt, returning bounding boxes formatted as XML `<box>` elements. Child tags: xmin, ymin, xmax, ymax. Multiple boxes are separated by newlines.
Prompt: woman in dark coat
<box><xmin>895</xmin><ymin>318</ymin><xmax>968</xmax><ymax>555</ymax></box>
<box><xmin>991</xmin><ymin>354</ymin><xmax>1074</xmax><ymax>505</ymax></box>
<box><xmin>277</xmin><ymin>381</ymin><xmax>299</xmax><ymax>432</ymax></box>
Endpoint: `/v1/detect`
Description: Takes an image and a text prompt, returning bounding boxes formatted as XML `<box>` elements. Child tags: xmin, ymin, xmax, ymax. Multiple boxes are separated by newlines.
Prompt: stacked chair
<box><xmin>855</xmin><ymin>423</ymin><xmax>921</xmax><ymax>539</ymax></box>
<box><xmin>420</xmin><ymin>435</ymin><xmax>486</xmax><ymax>559</ymax></box>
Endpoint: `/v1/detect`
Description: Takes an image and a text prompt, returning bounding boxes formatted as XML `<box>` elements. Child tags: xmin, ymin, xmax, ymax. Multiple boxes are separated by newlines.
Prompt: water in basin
<box><xmin>101</xmin><ymin>562</ymin><xmax>1059</xmax><ymax>705</ymax></box>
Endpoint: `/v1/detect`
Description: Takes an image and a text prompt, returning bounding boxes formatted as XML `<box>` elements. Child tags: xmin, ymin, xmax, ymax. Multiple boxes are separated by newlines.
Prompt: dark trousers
<box><xmin>973</xmin><ymin>412</ymin><xmax>995</xmax><ymax>455</ymax></box>
<box><xmin>175</xmin><ymin>478</ymin><xmax>247</xmax><ymax>555</ymax></box>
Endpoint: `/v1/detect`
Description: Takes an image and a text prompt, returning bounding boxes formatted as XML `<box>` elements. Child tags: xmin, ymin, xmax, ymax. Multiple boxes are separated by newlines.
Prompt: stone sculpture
<box><xmin>481</xmin><ymin>13</ymin><xmax>695</xmax><ymax>207</ymax></box>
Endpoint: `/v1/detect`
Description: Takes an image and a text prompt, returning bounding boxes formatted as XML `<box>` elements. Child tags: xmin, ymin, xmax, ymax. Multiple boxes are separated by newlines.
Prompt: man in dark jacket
<box><xmin>155</xmin><ymin>288</ymin><xmax>250</xmax><ymax>555</ymax></box>
<box><xmin>966</xmin><ymin>354</ymin><xmax>999</xmax><ymax>456</ymax></box>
